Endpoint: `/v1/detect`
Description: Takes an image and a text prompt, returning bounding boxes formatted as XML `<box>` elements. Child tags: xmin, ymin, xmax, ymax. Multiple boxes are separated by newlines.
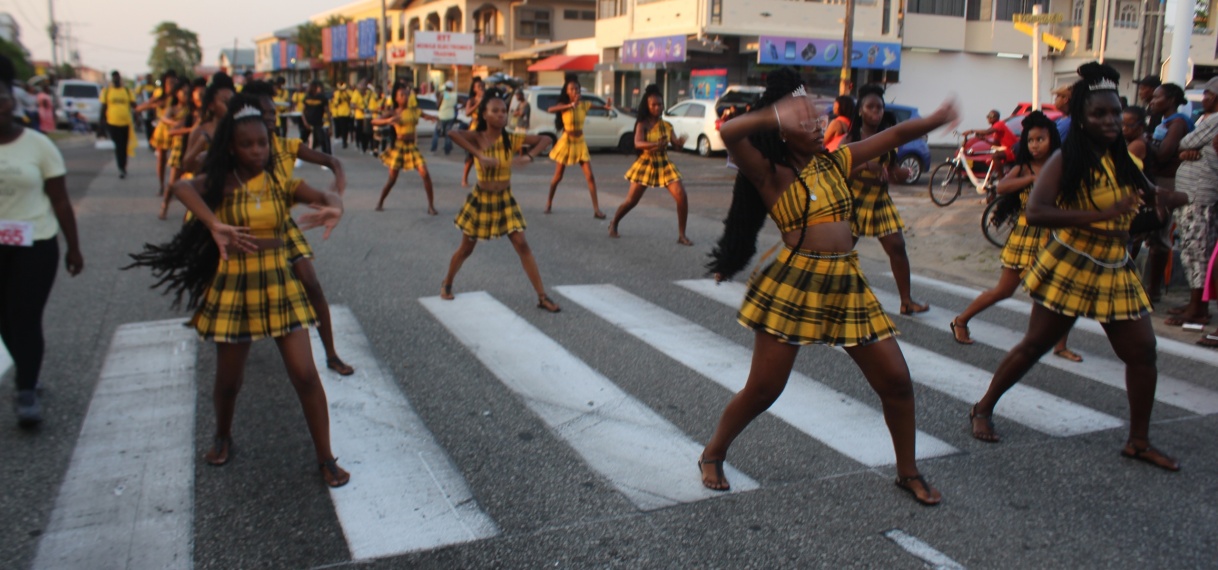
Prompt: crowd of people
<box><xmin>4</xmin><ymin>55</ymin><xmax>1206</xmax><ymax>498</ymax></box>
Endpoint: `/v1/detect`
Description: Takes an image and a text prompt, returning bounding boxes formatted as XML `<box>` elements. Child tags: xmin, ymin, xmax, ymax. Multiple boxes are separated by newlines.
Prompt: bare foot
<box><xmin>427</xmin><ymin>207</ymin><xmax>438</xmax><ymax>216</ymax></box>
<box><xmin>157</xmin><ymin>204</ymin><xmax>168</xmax><ymax>220</ymax></box>
<box><xmin>698</xmin><ymin>455</ymin><xmax>730</xmax><ymax>491</ymax></box>
<box><xmin>593</xmin><ymin>210</ymin><xmax>607</xmax><ymax>219</ymax></box>
<box><xmin>677</xmin><ymin>236</ymin><xmax>693</xmax><ymax>246</ymax></box>
<box><xmin>1053</xmin><ymin>348</ymin><xmax>1084</xmax><ymax>362</ymax></box>
<box><xmin>461</xmin><ymin>179</ymin><xmax>469</xmax><ymax>188</ymax></box>
<box><xmin>440</xmin><ymin>282</ymin><xmax>454</xmax><ymax>300</ymax></box>
<box><xmin>375</xmin><ymin>203</ymin><xmax>385</xmax><ymax>212</ymax></box>
<box><xmin>544</xmin><ymin>205</ymin><xmax>552</xmax><ymax>214</ymax></box>
<box><xmin>608</xmin><ymin>225</ymin><xmax>619</xmax><ymax>238</ymax></box>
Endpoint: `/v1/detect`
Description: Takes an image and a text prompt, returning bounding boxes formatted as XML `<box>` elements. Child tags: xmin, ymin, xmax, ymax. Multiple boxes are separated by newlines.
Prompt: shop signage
<box><xmin>347</xmin><ymin>21</ymin><xmax>359</xmax><ymax>61</ymax></box>
<box><xmin>388</xmin><ymin>42</ymin><xmax>411</xmax><ymax>65</ymax></box>
<box><xmin>1013</xmin><ymin>12</ymin><xmax>1063</xmax><ymax>24</ymax></box>
<box><xmin>691</xmin><ymin>68</ymin><xmax>727</xmax><ymax>100</ymax></box>
<box><xmin>414</xmin><ymin>32</ymin><xmax>475</xmax><ymax>65</ymax></box>
<box><xmin>757</xmin><ymin>36</ymin><xmax>901</xmax><ymax>71</ymax></box>
<box><xmin>322</xmin><ymin>27</ymin><xmax>332</xmax><ymax>62</ymax></box>
<box><xmin>329</xmin><ymin>24</ymin><xmax>348</xmax><ymax>62</ymax></box>
<box><xmin>622</xmin><ymin>35</ymin><xmax>687</xmax><ymax>64</ymax></box>
<box><xmin>271</xmin><ymin>42</ymin><xmax>281</xmax><ymax>71</ymax></box>
<box><xmin>358</xmin><ymin>19</ymin><xmax>378</xmax><ymax>60</ymax></box>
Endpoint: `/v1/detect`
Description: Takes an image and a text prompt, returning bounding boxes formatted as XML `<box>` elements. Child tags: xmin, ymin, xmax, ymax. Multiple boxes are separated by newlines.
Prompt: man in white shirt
<box><xmin>431</xmin><ymin>80</ymin><xmax>457</xmax><ymax>154</ymax></box>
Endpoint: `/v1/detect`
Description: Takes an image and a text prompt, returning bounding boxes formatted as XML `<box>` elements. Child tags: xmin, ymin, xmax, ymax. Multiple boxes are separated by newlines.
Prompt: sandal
<box><xmin>1164</xmin><ymin>314</ymin><xmax>1212</xmax><ymax>327</ymax></box>
<box><xmin>537</xmin><ymin>295</ymin><xmax>561</xmax><ymax>313</ymax></box>
<box><xmin>950</xmin><ymin>318</ymin><xmax>974</xmax><ymax>345</ymax></box>
<box><xmin>900</xmin><ymin>301</ymin><xmax>930</xmax><ymax>315</ymax></box>
<box><xmin>440</xmin><ymin>282</ymin><xmax>455</xmax><ymax>301</ymax></box>
<box><xmin>698</xmin><ymin>456</ymin><xmax>730</xmax><ymax>491</ymax></box>
<box><xmin>326</xmin><ymin>357</ymin><xmax>355</xmax><ymax>376</ymax></box>
<box><xmin>676</xmin><ymin>236</ymin><xmax>694</xmax><ymax>246</ymax></box>
<box><xmin>1053</xmin><ymin>348</ymin><xmax>1084</xmax><ymax>363</ymax></box>
<box><xmin>320</xmin><ymin>458</ymin><xmax>351</xmax><ymax>488</ymax></box>
<box><xmin>1120</xmin><ymin>442</ymin><xmax>1180</xmax><ymax>472</ymax></box>
<box><xmin>1196</xmin><ymin>333</ymin><xmax>1218</xmax><ymax>348</ymax></box>
<box><xmin>204</xmin><ymin>436</ymin><xmax>233</xmax><ymax>467</ymax></box>
<box><xmin>969</xmin><ymin>404</ymin><xmax>1000</xmax><ymax>443</ymax></box>
<box><xmin>894</xmin><ymin>474</ymin><xmax>942</xmax><ymax>506</ymax></box>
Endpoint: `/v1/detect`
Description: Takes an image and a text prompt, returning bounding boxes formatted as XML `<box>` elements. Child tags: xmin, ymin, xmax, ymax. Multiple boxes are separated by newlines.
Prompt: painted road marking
<box><xmin>0</xmin><ymin>345</ymin><xmax>11</xmax><ymax>386</ymax></box>
<box><xmin>678</xmin><ymin>279</ymin><xmax>1125</xmax><ymax>437</ymax></box>
<box><xmin>903</xmin><ymin>273</ymin><xmax>1218</xmax><ymax>367</ymax></box>
<box><xmin>883</xmin><ymin>529</ymin><xmax>966</xmax><ymax>570</ymax></box>
<box><xmin>313</xmin><ymin>306</ymin><xmax>499</xmax><ymax>560</ymax></box>
<box><xmin>421</xmin><ymin>292</ymin><xmax>758</xmax><ymax>510</ymax></box>
<box><xmin>869</xmin><ymin>287</ymin><xmax>1218</xmax><ymax>415</ymax></box>
<box><xmin>33</xmin><ymin>320</ymin><xmax>197</xmax><ymax>570</ymax></box>
<box><xmin>556</xmin><ymin>284</ymin><xmax>958</xmax><ymax>466</ymax></box>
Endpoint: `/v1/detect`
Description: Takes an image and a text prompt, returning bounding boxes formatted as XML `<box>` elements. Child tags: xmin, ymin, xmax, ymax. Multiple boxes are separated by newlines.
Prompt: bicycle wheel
<box><xmin>928</xmin><ymin>163</ymin><xmax>964</xmax><ymax>207</ymax></box>
<box><xmin>981</xmin><ymin>198</ymin><xmax>1014</xmax><ymax>248</ymax></box>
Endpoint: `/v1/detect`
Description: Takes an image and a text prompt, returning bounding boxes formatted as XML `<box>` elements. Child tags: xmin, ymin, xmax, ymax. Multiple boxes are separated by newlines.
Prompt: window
<box><xmin>518</xmin><ymin>8</ymin><xmax>551</xmax><ymax>38</ymax></box>
<box><xmin>599</xmin><ymin>0</ymin><xmax>624</xmax><ymax>18</ymax></box>
<box><xmin>1116</xmin><ymin>0</ymin><xmax>1139</xmax><ymax>27</ymax></box>
<box><xmin>1072</xmin><ymin>0</ymin><xmax>1085</xmax><ymax>24</ymax></box>
<box><xmin>585</xmin><ymin>97</ymin><xmax>609</xmax><ymax>116</ymax></box>
<box><xmin>685</xmin><ymin>104</ymin><xmax>706</xmax><ymax>118</ymax></box>
<box><xmin>563</xmin><ymin>9</ymin><xmax>596</xmax><ymax>19</ymax></box>
<box><xmin>666</xmin><ymin>103</ymin><xmax>691</xmax><ymax>117</ymax></box>
<box><xmin>907</xmin><ymin>0</ymin><xmax>966</xmax><ymax>16</ymax></box>
<box><xmin>994</xmin><ymin>0</ymin><xmax>1036</xmax><ymax>21</ymax></box>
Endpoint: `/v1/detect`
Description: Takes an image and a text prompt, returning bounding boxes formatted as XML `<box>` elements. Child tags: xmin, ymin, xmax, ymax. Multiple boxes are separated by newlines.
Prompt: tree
<box><xmin>295</xmin><ymin>22</ymin><xmax>322</xmax><ymax>59</ymax></box>
<box><xmin>147</xmin><ymin>21</ymin><xmax>202</xmax><ymax>78</ymax></box>
<box><xmin>0</xmin><ymin>38</ymin><xmax>33</xmax><ymax>80</ymax></box>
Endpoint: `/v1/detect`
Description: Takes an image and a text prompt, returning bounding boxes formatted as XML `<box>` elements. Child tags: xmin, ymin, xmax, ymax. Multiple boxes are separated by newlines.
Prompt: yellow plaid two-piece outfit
<box><xmin>454</xmin><ymin>132</ymin><xmax>528</xmax><ymax>240</ymax></box>
<box><xmin>624</xmin><ymin>120</ymin><xmax>681</xmax><ymax>187</ymax></box>
<box><xmin>549</xmin><ymin>100</ymin><xmax>593</xmax><ymax>165</ymax></box>
<box><xmin>189</xmin><ymin>171</ymin><xmax>317</xmax><ymax>343</ymax></box>
<box><xmin>380</xmin><ymin>107</ymin><xmax>426</xmax><ymax>171</ymax></box>
<box><xmin>149</xmin><ymin>89</ymin><xmax>174</xmax><ymax>151</ymax></box>
<box><xmin>166</xmin><ymin>106</ymin><xmax>191</xmax><ymax>169</ymax></box>
<box><xmin>1022</xmin><ymin>153</ymin><xmax>1151</xmax><ymax>321</ymax></box>
<box><xmin>738</xmin><ymin>147</ymin><xmax>899</xmax><ymax>346</ymax></box>
<box><xmin>1000</xmin><ymin>174</ymin><xmax>1049</xmax><ymax>271</ymax></box>
<box><xmin>850</xmin><ymin>154</ymin><xmax>904</xmax><ymax>238</ymax></box>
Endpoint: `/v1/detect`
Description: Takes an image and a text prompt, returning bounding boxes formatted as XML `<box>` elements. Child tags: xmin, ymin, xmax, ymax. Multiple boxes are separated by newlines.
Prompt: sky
<box><xmin>1</xmin><ymin>0</ymin><xmax>347</xmax><ymax>77</ymax></box>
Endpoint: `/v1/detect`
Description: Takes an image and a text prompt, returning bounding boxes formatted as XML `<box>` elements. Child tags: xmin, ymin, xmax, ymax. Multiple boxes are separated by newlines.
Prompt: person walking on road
<box><xmin>700</xmin><ymin>67</ymin><xmax>959</xmax><ymax>506</ymax></box>
<box><xmin>431</xmin><ymin>80</ymin><xmax>458</xmax><ymax>154</ymax></box>
<box><xmin>968</xmin><ymin>62</ymin><xmax>1179</xmax><ymax>472</ymax></box>
<box><xmin>608</xmin><ymin>85</ymin><xmax>692</xmax><ymax>245</ymax></box>
<box><xmin>100</xmin><ymin>70</ymin><xmax>137</xmax><ymax>179</ymax></box>
<box><xmin>951</xmin><ymin>112</ymin><xmax>1080</xmax><ymax>361</ymax></box>
<box><xmin>0</xmin><ymin>54</ymin><xmax>84</xmax><ymax>427</ymax></box>
<box><xmin>847</xmin><ymin>84</ymin><xmax>931</xmax><ymax>315</ymax></box>
<box><xmin>545</xmin><ymin>77</ymin><xmax>612</xmax><ymax>219</ymax></box>
<box><xmin>461</xmin><ymin>77</ymin><xmax>485</xmax><ymax>187</ymax></box>
<box><xmin>159</xmin><ymin>79</ymin><xmax>202</xmax><ymax>219</ymax></box>
<box><xmin>302</xmin><ymin>80</ymin><xmax>331</xmax><ymax>155</ymax></box>
<box><xmin>127</xmin><ymin>95</ymin><xmax>351</xmax><ymax>487</ymax></box>
<box><xmin>443</xmin><ymin>88</ymin><xmax>561</xmax><ymax>313</ymax></box>
<box><xmin>373</xmin><ymin>82</ymin><xmax>438</xmax><ymax>214</ymax></box>
<box><xmin>135</xmin><ymin>70</ymin><xmax>177</xmax><ymax>198</ymax></box>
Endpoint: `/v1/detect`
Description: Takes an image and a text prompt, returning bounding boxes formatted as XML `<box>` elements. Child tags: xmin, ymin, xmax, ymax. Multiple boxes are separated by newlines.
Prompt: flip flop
<box><xmin>1120</xmin><ymin>443</ymin><xmax>1180</xmax><ymax>472</ymax></box>
<box><xmin>326</xmin><ymin>357</ymin><xmax>355</xmax><ymax>376</ymax></box>
<box><xmin>950</xmin><ymin>318</ymin><xmax>973</xmax><ymax>345</ymax></box>
<box><xmin>1164</xmin><ymin>315</ymin><xmax>1212</xmax><ymax>327</ymax></box>
<box><xmin>900</xmin><ymin>301</ymin><xmax>930</xmax><ymax>315</ymax></box>
<box><xmin>698</xmin><ymin>456</ymin><xmax>730</xmax><ymax>491</ymax></box>
<box><xmin>1053</xmin><ymin>348</ymin><xmax>1084</xmax><ymax>363</ymax></box>
<box><xmin>895</xmin><ymin>474</ymin><xmax>942</xmax><ymax>506</ymax></box>
<box><xmin>1196</xmin><ymin>334</ymin><xmax>1218</xmax><ymax>348</ymax></box>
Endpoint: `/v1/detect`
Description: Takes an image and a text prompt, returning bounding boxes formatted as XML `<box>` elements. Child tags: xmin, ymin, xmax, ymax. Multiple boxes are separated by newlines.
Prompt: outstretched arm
<box><xmin>296</xmin><ymin>145</ymin><xmax>347</xmax><ymax>196</ymax></box>
<box><xmin>846</xmin><ymin>98</ymin><xmax>959</xmax><ymax>166</ymax></box>
<box><xmin>293</xmin><ymin>180</ymin><xmax>344</xmax><ymax>240</ymax></box>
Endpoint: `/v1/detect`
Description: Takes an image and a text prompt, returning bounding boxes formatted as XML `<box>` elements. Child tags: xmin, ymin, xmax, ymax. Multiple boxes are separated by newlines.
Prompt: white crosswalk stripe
<box><xmin>0</xmin><ymin>345</ymin><xmax>12</xmax><ymax>386</ymax></box>
<box><xmin>676</xmin><ymin>279</ymin><xmax>1126</xmax><ymax>437</ymax></box>
<box><xmin>310</xmin><ymin>306</ymin><xmax>499</xmax><ymax>560</ymax></box>
<box><xmin>903</xmin><ymin>273</ymin><xmax>1218</xmax><ymax>367</ymax></box>
<box><xmin>865</xmin><ymin>287</ymin><xmax>1218</xmax><ymax>415</ymax></box>
<box><xmin>555</xmin><ymin>284</ymin><xmax>960</xmax><ymax>466</ymax></box>
<box><xmin>33</xmin><ymin>319</ymin><xmax>197</xmax><ymax>570</ymax></box>
<box><xmin>420</xmin><ymin>292</ymin><xmax>760</xmax><ymax>510</ymax></box>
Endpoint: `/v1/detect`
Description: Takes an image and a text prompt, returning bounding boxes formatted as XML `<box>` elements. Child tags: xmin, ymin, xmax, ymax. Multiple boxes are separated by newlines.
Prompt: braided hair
<box><xmin>707</xmin><ymin>67</ymin><xmax>807</xmax><ymax>278</ymax></box>
<box><xmin>849</xmin><ymin>84</ymin><xmax>897</xmax><ymax>166</ymax></box>
<box><xmin>991</xmin><ymin>111</ymin><xmax>1062</xmax><ymax>226</ymax></box>
<box><xmin>126</xmin><ymin>94</ymin><xmax>275</xmax><ymax>309</ymax></box>
<box><xmin>474</xmin><ymin>86</ymin><xmax>513</xmax><ymax>152</ymax></box>
<box><xmin>554</xmin><ymin>75</ymin><xmax>581</xmax><ymax>133</ymax></box>
<box><xmin>1059</xmin><ymin>61</ymin><xmax>1149</xmax><ymax>208</ymax></box>
<box><xmin>200</xmin><ymin>72</ymin><xmax>235</xmax><ymax>123</ymax></box>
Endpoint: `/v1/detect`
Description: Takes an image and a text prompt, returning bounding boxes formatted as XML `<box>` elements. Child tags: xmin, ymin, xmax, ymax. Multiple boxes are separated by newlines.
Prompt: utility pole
<box><xmin>233</xmin><ymin>37</ymin><xmax>238</xmax><ymax>74</ymax></box>
<box><xmin>48</xmin><ymin>0</ymin><xmax>58</xmax><ymax>68</ymax></box>
<box><xmin>380</xmin><ymin>0</ymin><xmax>389</xmax><ymax>86</ymax></box>
<box><xmin>840</xmin><ymin>0</ymin><xmax>854</xmax><ymax>95</ymax></box>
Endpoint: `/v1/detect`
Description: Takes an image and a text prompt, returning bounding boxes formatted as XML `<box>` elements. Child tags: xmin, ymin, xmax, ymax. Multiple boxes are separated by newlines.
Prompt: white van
<box><xmin>55</xmin><ymin>80</ymin><xmax>102</xmax><ymax>129</ymax></box>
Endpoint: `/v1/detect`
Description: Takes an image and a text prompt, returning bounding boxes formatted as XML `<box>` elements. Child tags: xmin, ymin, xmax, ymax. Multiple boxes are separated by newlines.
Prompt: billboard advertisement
<box><xmin>690</xmin><ymin>68</ymin><xmax>727</xmax><ymax>100</ymax></box>
<box><xmin>757</xmin><ymin>36</ymin><xmax>901</xmax><ymax>71</ymax></box>
<box><xmin>622</xmin><ymin>35</ymin><xmax>687</xmax><ymax>64</ymax></box>
<box><xmin>413</xmin><ymin>32</ymin><xmax>475</xmax><ymax>65</ymax></box>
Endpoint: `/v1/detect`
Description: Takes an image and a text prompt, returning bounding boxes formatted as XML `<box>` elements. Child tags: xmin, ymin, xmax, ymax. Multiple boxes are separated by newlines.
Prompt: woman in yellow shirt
<box><xmin>445</xmin><ymin>89</ymin><xmax>559</xmax><ymax>312</ymax></box>
<box><xmin>545</xmin><ymin>78</ymin><xmax>613</xmax><ymax>219</ymax></box>
<box><xmin>372</xmin><ymin>83</ymin><xmax>438</xmax><ymax>214</ymax></box>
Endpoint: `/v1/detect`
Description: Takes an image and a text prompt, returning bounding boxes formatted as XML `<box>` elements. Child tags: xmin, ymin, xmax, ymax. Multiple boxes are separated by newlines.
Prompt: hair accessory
<box><xmin>791</xmin><ymin>85</ymin><xmax>808</xmax><ymax>98</ymax></box>
<box><xmin>233</xmin><ymin>106</ymin><xmax>262</xmax><ymax>120</ymax></box>
<box><xmin>1088</xmin><ymin>78</ymin><xmax>1117</xmax><ymax>92</ymax></box>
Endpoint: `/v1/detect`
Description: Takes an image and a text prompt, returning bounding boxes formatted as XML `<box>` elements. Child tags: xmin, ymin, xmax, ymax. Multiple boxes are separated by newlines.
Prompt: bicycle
<box><xmin>980</xmin><ymin>195</ymin><xmax>1016</xmax><ymax>248</ymax></box>
<box><xmin>927</xmin><ymin>134</ymin><xmax>1007</xmax><ymax>207</ymax></box>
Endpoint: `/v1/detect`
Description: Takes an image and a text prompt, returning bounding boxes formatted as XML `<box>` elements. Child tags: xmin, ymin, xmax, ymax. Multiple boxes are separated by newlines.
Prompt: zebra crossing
<box><xmin>28</xmin><ymin>275</ymin><xmax>1218</xmax><ymax>566</ymax></box>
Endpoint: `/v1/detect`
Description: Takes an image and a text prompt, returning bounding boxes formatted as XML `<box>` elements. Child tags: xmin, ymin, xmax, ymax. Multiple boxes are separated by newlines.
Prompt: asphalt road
<box><xmin>2</xmin><ymin>135</ymin><xmax>1214</xmax><ymax>569</ymax></box>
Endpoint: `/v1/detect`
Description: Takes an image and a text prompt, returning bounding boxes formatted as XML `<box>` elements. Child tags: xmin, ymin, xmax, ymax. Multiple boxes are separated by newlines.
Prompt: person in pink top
<box><xmin>37</xmin><ymin>85</ymin><xmax>54</xmax><ymax>132</ymax></box>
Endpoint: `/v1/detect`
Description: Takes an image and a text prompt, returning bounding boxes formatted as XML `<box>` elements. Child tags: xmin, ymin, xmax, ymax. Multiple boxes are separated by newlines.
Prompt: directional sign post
<box><xmin>1014</xmin><ymin>7</ymin><xmax>1068</xmax><ymax>110</ymax></box>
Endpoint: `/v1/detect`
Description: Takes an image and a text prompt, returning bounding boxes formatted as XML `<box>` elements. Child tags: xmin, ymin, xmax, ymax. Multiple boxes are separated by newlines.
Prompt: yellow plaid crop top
<box><xmin>475</xmin><ymin>132</ymin><xmax>526</xmax><ymax>184</ymax></box>
<box><xmin>561</xmin><ymin>100</ymin><xmax>592</xmax><ymax>132</ymax></box>
<box><xmin>641</xmin><ymin>120</ymin><xmax>674</xmax><ymax>157</ymax></box>
<box><xmin>770</xmin><ymin>147</ymin><xmax>854</xmax><ymax>233</ymax></box>
<box><xmin>391</xmin><ymin>107</ymin><xmax>421</xmax><ymax>138</ymax></box>
<box><xmin>1072</xmin><ymin>153</ymin><xmax>1139</xmax><ymax>233</ymax></box>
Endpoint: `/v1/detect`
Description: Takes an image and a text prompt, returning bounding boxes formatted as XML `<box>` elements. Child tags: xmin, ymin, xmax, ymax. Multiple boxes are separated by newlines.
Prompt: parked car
<box><xmin>714</xmin><ymin>85</ymin><xmax>765</xmax><ymax>117</ymax></box>
<box><xmin>665</xmin><ymin>99</ymin><xmax>726</xmax><ymax>156</ymax></box>
<box><xmin>521</xmin><ymin>87</ymin><xmax>637</xmax><ymax>153</ymax></box>
<box><xmin>413</xmin><ymin>92</ymin><xmax>470</xmax><ymax>137</ymax></box>
<box><xmin>1002</xmin><ymin>103</ymin><xmax>1064</xmax><ymax>138</ymax></box>
<box><xmin>55</xmin><ymin>80</ymin><xmax>102</xmax><ymax>129</ymax></box>
<box><xmin>887</xmin><ymin>104</ymin><xmax>932</xmax><ymax>185</ymax></box>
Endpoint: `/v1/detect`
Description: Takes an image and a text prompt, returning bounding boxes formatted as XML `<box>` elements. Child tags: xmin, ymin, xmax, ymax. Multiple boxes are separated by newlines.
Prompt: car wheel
<box><xmin>697</xmin><ymin>135</ymin><xmax>711</xmax><ymax>157</ymax></box>
<box><xmin>618</xmin><ymin>133</ymin><xmax>634</xmax><ymax>154</ymax></box>
<box><xmin>898</xmin><ymin>155</ymin><xmax>923</xmax><ymax>185</ymax></box>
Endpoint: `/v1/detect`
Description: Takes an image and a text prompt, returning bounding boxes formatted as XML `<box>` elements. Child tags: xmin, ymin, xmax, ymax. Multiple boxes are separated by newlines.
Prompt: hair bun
<box><xmin>643</xmin><ymin>84</ymin><xmax>661</xmax><ymax>96</ymax></box>
<box><xmin>1076</xmin><ymin>61</ymin><xmax>1120</xmax><ymax>84</ymax></box>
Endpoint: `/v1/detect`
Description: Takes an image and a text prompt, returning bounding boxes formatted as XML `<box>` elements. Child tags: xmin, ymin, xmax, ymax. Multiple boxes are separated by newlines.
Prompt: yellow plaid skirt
<box><xmin>738</xmin><ymin>247</ymin><xmax>898</xmax><ymax>346</ymax></box>
<box><xmin>1023</xmin><ymin>228</ymin><xmax>1151</xmax><ymax>322</ymax></box>
<box><xmin>625</xmin><ymin>153</ymin><xmax>681</xmax><ymax>187</ymax></box>
<box><xmin>454</xmin><ymin>186</ymin><xmax>527</xmax><ymax>240</ymax></box>
<box><xmin>549</xmin><ymin>133</ymin><xmax>591</xmax><ymax>165</ymax></box>
<box><xmin>1001</xmin><ymin>217</ymin><xmax>1048</xmax><ymax>270</ymax></box>
<box><xmin>189</xmin><ymin>241</ymin><xmax>318</xmax><ymax>343</ymax></box>
<box><xmin>150</xmin><ymin>122</ymin><xmax>173</xmax><ymax>151</ymax></box>
<box><xmin>381</xmin><ymin>140</ymin><xmax>425</xmax><ymax>171</ymax></box>
<box><xmin>167</xmin><ymin>136</ymin><xmax>186</xmax><ymax>169</ymax></box>
<box><xmin>284</xmin><ymin>218</ymin><xmax>313</xmax><ymax>262</ymax></box>
<box><xmin>852</xmin><ymin>183</ymin><xmax>904</xmax><ymax>238</ymax></box>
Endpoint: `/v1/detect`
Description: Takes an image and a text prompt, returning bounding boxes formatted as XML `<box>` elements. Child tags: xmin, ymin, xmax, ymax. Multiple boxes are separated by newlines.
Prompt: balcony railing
<box><xmin>477</xmin><ymin>34</ymin><xmax>506</xmax><ymax>45</ymax></box>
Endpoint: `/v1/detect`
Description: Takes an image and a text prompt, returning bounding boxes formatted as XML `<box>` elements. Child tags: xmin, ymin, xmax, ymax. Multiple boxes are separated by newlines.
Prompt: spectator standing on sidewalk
<box><xmin>431</xmin><ymin>80</ymin><xmax>458</xmax><ymax>154</ymax></box>
<box><xmin>100</xmin><ymin>71</ymin><xmax>136</xmax><ymax>179</ymax></box>
<box><xmin>1164</xmin><ymin>77</ymin><xmax>1218</xmax><ymax>328</ymax></box>
<box><xmin>1142</xmin><ymin>82</ymin><xmax>1194</xmax><ymax>302</ymax></box>
<box><xmin>1052</xmin><ymin>84</ymin><xmax>1072</xmax><ymax>141</ymax></box>
<box><xmin>16</xmin><ymin>81</ymin><xmax>38</xmax><ymax>131</ymax></box>
<box><xmin>511</xmin><ymin>89</ymin><xmax>531</xmax><ymax>133</ymax></box>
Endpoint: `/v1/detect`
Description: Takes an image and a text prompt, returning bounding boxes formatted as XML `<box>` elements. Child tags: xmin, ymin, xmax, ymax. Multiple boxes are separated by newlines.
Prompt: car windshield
<box><xmin>63</xmin><ymin>84</ymin><xmax>99</xmax><ymax>98</ymax></box>
<box><xmin>719</xmin><ymin>91</ymin><xmax>761</xmax><ymax>105</ymax></box>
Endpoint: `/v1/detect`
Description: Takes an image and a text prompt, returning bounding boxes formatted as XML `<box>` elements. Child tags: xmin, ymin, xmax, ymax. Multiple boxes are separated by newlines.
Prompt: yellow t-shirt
<box><xmin>0</xmin><ymin>130</ymin><xmax>68</xmax><ymax>240</ymax></box>
<box><xmin>292</xmin><ymin>92</ymin><xmax>305</xmax><ymax>113</ymax></box>
<box><xmin>333</xmin><ymin>89</ymin><xmax>352</xmax><ymax>117</ymax></box>
<box><xmin>100</xmin><ymin>86</ymin><xmax>134</xmax><ymax>127</ymax></box>
<box><xmin>365</xmin><ymin>91</ymin><xmax>382</xmax><ymax>115</ymax></box>
<box><xmin>350</xmin><ymin>90</ymin><xmax>365</xmax><ymax>119</ymax></box>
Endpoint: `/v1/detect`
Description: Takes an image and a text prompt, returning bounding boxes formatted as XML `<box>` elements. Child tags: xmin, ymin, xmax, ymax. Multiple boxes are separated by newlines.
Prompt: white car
<box><xmin>521</xmin><ymin>87</ymin><xmax>636</xmax><ymax>152</ymax></box>
<box><xmin>55</xmin><ymin>80</ymin><xmax>102</xmax><ymax>129</ymax></box>
<box><xmin>663</xmin><ymin>100</ymin><xmax>725</xmax><ymax>156</ymax></box>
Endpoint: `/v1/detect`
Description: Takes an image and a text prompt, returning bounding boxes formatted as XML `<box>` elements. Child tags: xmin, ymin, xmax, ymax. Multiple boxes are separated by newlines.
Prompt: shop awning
<box><xmin>527</xmin><ymin>54</ymin><xmax>599</xmax><ymax>72</ymax></box>
<box><xmin>500</xmin><ymin>41</ymin><xmax>568</xmax><ymax>61</ymax></box>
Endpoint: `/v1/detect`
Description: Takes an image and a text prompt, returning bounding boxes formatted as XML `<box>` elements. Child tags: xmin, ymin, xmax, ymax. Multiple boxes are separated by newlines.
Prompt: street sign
<box><xmin>1013</xmin><ymin>22</ymin><xmax>1069</xmax><ymax>51</ymax></box>
<box><xmin>414</xmin><ymin>32</ymin><xmax>475</xmax><ymax>66</ymax></box>
<box><xmin>1014</xmin><ymin>13</ymin><xmax>1064</xmax><ymax>24</ymax></box>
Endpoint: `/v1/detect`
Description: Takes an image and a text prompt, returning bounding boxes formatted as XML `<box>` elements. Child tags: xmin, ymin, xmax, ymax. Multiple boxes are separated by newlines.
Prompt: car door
<box><xmin>684</xmin><ymin>102</ymin><xmax>711</xmax><ymax>151</ymax></box>
<box><xmin>580</xmin><ymin>96</ymin><xmax>613</xmax><ymax>148</ymax></box>
<box><xmin>664</xmin><ymin>103</ymin><xmax>695</xmax><ymax>150</ymax></box>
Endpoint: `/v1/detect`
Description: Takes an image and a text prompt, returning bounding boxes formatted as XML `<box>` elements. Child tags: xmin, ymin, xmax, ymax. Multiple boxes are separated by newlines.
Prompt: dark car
<box><xmin>889</xmin><ymin>104</ymin><xmax>931</xmax><ymax>185</ymax></box>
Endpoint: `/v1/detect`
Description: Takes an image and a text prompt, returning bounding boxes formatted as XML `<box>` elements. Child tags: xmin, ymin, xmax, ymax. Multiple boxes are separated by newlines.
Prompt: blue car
<box><xmin>888</xmin><ymin>104</ymin><xmax>931</xmax><ymax>185</ymax></box>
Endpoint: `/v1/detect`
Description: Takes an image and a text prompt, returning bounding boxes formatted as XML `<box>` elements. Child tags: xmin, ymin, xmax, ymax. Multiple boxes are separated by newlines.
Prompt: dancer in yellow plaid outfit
<box><xmin>951</xmin><ymin>112</ymin><xmax>1079</xmax><ymax>361</ymax></box>
<box><xmin>372</xmin><ymin>83</ymin><xmax>438</xmax><ymax>214</ymax></box>
<box><xmin>135</xmin><ymin>70</ymin><xmax>178</xmax><ymax>198</ymax></box>
<box><xmin>969</xmin><ymin>62</ymin><xmax>1179</xmax><ymax>472</ymax></box>
<box><xmin>445</xmin><ymin>88</ymin><xmax>561</xmax><ymax>313</ymax></box>
<box><xmin>610</xmin><ymin>85</ymin><xmax>693</xmax><ymax>245</ymax></box>
<box><xmin>128</xmin><ymin>95</ymin><xmax>351</xmax><ymax>487</ymax></box>
<box><xmin>545</xmin><ymin>77</ymin><xmax>613</xmax><ymax>218</ymax></box>
<box><xmin>699</xmin><ymin>68</ymin><xmax>959</xmax><ymax>506</ymax></box>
